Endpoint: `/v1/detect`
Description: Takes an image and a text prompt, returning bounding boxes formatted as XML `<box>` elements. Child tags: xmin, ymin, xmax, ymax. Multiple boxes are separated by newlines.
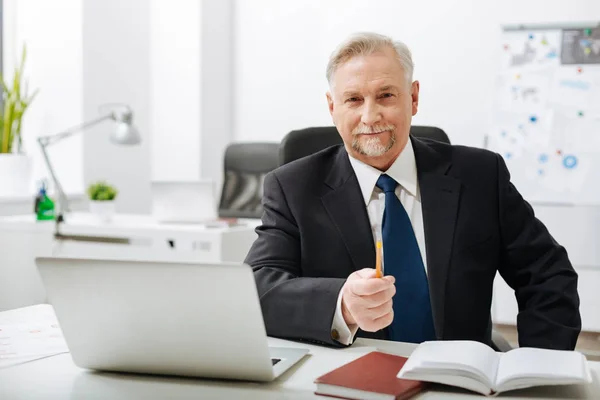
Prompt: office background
<box><xmin>1</xmin><ymin>0</ymin><xmax>599</xmax><ymax>353</ymax></box>
<box><xmin>2</xmin><ymin>0</ymin><xmax>598</xmax><ymax>213</ymax></box>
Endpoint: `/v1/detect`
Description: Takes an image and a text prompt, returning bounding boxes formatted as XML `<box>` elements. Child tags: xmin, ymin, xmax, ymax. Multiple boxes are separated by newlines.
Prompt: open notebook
<box><xmin>397</xmin><ymin>340</ymin><xmax>592</xmax><ymax>396</ymax></box>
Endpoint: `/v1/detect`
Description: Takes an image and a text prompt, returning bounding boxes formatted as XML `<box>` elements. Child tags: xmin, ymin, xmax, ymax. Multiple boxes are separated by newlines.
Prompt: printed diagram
<box><xmin>510</xmin><ymin>41</ymin><xmax>536</xmax><ymax>66</ymax></box>
<box><xmin>503</xmin><ymin>31</ymin><xmax>560</xmax><ymax>70</ymax></box>
<box><xmin>488</xmin><ymin>28</ymin><xmax>600</xmax><ymax>204</ymax></box>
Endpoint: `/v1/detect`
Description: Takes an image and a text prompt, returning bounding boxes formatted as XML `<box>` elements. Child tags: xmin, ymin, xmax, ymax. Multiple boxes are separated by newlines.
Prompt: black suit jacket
<box><xmin>245</xmin><ymin>137</ymin><xmax>581</xmax><ymax>349</ymax></box>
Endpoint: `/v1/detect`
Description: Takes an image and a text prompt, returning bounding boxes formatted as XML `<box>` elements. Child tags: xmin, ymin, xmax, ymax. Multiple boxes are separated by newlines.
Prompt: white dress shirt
<box><xmin>331</xmin><ymin>139</ymin><xmax>428</xmax><ymax>345</ymax></box>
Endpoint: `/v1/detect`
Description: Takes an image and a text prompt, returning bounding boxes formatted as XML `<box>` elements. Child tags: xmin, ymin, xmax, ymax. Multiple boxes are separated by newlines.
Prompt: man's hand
<box><xmin>341</xmin><ymin>268</ymin><xmax>395</xmax><ymax>332</ymax></box>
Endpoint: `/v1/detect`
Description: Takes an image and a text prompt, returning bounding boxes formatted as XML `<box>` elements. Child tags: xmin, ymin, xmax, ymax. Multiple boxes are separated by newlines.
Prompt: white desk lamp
<box><xmin>37</xmin><ymin>103</ymin><xmax>141</xmax><ymax>241</ymax></box>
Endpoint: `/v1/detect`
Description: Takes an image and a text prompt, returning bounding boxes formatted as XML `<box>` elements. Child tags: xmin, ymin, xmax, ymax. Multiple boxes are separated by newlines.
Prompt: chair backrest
<box><xmin>278</xmin><ymin>126</ymin><xmax>450</xmax><ymax>165</ymax></box>
<box><xmin>410</xmin><ymin>126</ymin><xmax>451</xmax><ymax>144</ymax></box>
<box><xmin>218</xmin><ymin>142</ymin><xmax>279</xmax><ymax>219</ymax></box>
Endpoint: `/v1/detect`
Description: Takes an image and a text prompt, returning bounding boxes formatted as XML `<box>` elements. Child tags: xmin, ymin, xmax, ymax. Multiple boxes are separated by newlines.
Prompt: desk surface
<box><xmin>0</xmin><ymin>306</ymin><xmax>599</xmax><ymax>400</ymax></box>
<box><xmin>1</xmin><ymin>342</ymin><xmax>599</xmax><ymax>398</ymax></box>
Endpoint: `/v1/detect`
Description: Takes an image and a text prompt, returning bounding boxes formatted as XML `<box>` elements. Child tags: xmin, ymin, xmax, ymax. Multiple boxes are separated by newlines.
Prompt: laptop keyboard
<box><xmin>271</xmin><ymin>358</ymin><xmax>281</xmax><ymax>365</ymax></box>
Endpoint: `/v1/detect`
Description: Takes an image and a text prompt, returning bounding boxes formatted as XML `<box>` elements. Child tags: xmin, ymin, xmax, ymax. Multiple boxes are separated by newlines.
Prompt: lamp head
<box><xmin>109</xmin><ymin>107</ymin><xmax>141</xmax><ymax>145</ymax></box>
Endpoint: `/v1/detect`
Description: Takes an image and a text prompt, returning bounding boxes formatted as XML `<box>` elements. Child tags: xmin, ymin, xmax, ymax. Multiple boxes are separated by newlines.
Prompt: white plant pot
<box><xmin>89</xmin><ymin>200</ymin><xmax>116</xmax><ymax>223</ymax></box>
<box><xmin>0</xmin><ymin>154</ymin><xmax>32</xmax><ymax>197</ymax></box>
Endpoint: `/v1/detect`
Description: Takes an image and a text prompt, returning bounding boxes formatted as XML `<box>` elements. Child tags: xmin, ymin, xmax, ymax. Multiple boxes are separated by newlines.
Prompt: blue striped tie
<box><xmin>376</xmin><ymin>174</ymin><xmax>436</xmax><ymax>343</ymax></box>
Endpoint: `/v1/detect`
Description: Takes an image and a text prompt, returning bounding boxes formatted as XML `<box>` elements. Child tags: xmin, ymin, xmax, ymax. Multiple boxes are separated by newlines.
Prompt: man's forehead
<box><xmin>336</xmin><ymin>76</ymin><xmax>403</xmax><ymax>95</ymax></box>
<box><xmin>331</xmin><ymin>53</ymin><xmax>406</xmax><ymax>93</ymax></box>
<box><xmin>341</xmin><ymin>78</ymin><xmax>400</xmax><ymax>90</ymax></box>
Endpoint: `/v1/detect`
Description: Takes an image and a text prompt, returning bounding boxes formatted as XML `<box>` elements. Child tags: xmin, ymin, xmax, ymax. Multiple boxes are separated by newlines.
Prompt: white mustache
<box><xmin>352</xmin><ymin>124</ymin><xmax>395</xmax><ymax>135</ymax></box>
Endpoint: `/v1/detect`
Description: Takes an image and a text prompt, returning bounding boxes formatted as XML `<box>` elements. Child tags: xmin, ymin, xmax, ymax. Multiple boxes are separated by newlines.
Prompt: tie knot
<box><xmin>376</xmin><ymin>174</ymin><xmax>398</xmax><ymax>193</ymax></box>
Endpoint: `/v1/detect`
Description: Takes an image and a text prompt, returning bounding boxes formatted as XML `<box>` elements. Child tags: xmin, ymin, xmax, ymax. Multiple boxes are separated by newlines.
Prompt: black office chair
<box><xmin>218</xmin><ymin>142</ymin><xmax>279</xmax><ymax>219</ymax></box>
<box><xmin>279</xmin><ymin>125</ymin><xmax>450</xmax><ymax>165</ymax></box>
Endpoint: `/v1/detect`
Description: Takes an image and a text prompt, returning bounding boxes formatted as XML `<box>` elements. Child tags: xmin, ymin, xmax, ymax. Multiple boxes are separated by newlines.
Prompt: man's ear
<box><xmin>326</xmin><ymin>92</ymin><xmax>334</xmax><ymax>117</ymax></box>
<box><xmin>411</xmin><ymin>81</ymin><xmax>420</xmax><ymax>116</ymax></box>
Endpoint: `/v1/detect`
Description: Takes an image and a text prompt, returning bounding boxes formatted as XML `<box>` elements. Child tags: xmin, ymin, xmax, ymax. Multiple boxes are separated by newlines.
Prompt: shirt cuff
<box><xmin>331</xmin><ymin>288</ymin><xmax>359</xmax><ymax>345</ymax></box>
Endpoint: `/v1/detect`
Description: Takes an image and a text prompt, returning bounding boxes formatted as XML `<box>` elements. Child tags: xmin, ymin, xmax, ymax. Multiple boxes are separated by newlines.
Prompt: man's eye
<box><xmin>346</xmin><ymin>97</ymin><xmax>359</xmax><ymax>102</ymax></box>
<box><xmin>380</xmin><ymin>93</ymin><xmax>394</xmax><ymax>98</ymax></box>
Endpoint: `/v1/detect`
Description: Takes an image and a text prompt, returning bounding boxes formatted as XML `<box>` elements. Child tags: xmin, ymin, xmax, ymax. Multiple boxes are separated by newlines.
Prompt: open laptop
<box><xmin>35</xmin><ymin>257</ymin><xmax>309</xmax><ymax>381</ymax></box>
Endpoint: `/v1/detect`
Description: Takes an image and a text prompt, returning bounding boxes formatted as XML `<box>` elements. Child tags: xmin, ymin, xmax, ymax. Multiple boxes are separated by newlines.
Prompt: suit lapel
<box><xmin>321</xmin><ymin>148</ymin><xmax>375</xmax><ymax>271</ymax></box>
<box><xmin>412</xmin><ymin>137</ymin><xmax>461</xmax><ymax>338</ymax></box>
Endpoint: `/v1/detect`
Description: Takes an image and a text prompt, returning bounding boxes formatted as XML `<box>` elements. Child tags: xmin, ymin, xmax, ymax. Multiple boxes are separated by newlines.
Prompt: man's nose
<box><xmin>360</xmin><ymin>100</ymin><xmax>382</xmax><ymax>126</ymax></box>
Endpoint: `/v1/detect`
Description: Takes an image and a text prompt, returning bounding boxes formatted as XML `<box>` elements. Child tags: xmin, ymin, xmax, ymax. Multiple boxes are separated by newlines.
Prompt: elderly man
<box><xmin>245</xmin><ymin>32</ymin><xmax>581</xmax><ymax>349</ymax></box>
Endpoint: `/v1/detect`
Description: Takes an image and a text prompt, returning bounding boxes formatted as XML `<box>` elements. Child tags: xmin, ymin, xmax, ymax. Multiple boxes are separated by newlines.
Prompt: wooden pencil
<box><xmin>375</xmin><ymin>240</ymin><xmax>383</xmax><ymax>278</ymax></box>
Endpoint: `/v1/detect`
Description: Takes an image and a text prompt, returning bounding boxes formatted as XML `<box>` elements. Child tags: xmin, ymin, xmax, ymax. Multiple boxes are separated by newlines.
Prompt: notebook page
<box><xmin>401</xmin><ymin>341</ymin><xmax>499</xmax><ymax>388</ymax></box>
<box><xmin>496</xmin><ymin>347</ymin><xmax>591</xmax><ymax>391</ymax></box>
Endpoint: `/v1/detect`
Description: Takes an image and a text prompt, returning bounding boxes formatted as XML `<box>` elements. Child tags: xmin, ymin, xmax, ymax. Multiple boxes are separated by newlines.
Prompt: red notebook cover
<box><xmin>314</xmin><ymin>351</ymin><xmax>425</xmax><ymax>400</ymax></box>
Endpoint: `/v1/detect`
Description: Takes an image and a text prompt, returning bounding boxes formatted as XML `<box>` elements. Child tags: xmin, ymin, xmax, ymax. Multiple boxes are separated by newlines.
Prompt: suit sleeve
<box><xmin>245</xmin><ymin>171</ymin><xmax>347</xmax><ymax>347</ymax></box>
<box><xmin>496</xmin><ymin>154</ymin><xmax>581</xmax><ymax>350</ymax></box>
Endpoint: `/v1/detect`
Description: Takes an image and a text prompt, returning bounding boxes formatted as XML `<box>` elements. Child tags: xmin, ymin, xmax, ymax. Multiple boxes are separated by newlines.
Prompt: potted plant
<box><xmin>0</xmin><ymin>45</ymin><xmax>39</xmax><ymax>197</ymax></box>
<box><xmin>87</xmin><ymin>181</ymin><xmax>118</xmax><ymax>222</ymax></box>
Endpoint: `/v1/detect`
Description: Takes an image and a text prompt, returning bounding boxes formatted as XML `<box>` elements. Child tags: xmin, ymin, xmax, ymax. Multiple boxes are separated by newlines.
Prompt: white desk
<box><xmin>0</xmin><ymin>213</ymin><xmax>259</xmax><ymax>311</ymax></box>
<box><xmin>0</xmin><ymin>306</ymin><xmax>599</xmax><ymax>399</ymax></box>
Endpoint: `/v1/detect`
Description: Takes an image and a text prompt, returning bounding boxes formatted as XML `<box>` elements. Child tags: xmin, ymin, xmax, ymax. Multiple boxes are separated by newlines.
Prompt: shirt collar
<box><xmin>348</xmin><ymin>139</ymin><xmax>418</xmax><ymax>205</ymax></box>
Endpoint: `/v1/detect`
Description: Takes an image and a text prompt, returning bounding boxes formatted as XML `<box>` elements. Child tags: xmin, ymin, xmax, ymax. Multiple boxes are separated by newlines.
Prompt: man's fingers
<box><xmin>354</xmin><ymin>268</ymin><xmax>378</xmax><ymax>279</ymax></box>
<box><xmin>366</xmin><ymin>299</ymin><xmax>393</xmax><ymax>320</ymax></box>
<box><xmin>351</xmin><ymin>269</ymin><xmax>395</xmax><ymax>284</ymax></box>
<box><xmin>372</xmin><ymin>309</ymin><xmax>394</xmax><ymax>329</ymax></box>
<box><xmin>360</xmin><ymin>309</ymin><xmax>394</xmax><ymax>332</ymax></box>
<box><xmin>350</xmin><ymin>278</ymin><xmax>394</xmax><ymax>296</ymax></box>
<box><xmin>363</xmin><ymin>286</ymin><xmax>396</xmax><ymax>308</ymax></box>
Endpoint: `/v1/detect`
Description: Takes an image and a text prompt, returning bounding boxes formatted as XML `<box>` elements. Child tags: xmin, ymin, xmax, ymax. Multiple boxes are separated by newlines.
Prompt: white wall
<box><xmin>233</xmin><ymin>0</ymin><xmax>600</xmax><ymax>146</ymax></box>
<box><xmin>3</xmin><ymin>0</ymin><xmax>84</xmax><ymax>196</ymax></box>
<box><xmin>198</xmin><ymin>0</ymin><xmax>233</xmax><ymax>194</ymax></box>
<box><xmin>150</xmin><ymin>0</ymin><xmax>233</xmax><ymax>201</ymax></box>
<box><xmin>81</xmin><ymin>0</ymin><xmax>152</xmax><ymax>214</ymax></box>
<box><xmin>149</xmin><ymin>0</ymin><xmax>202</xmax><ymax>182</ymax></box>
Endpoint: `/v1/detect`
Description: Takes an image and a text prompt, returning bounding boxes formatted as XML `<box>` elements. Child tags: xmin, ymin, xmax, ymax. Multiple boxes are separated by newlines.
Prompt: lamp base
<box><xmin>53</xmin><ymin>233</ymin><xmax>129</xmax><ymax>244</ymax></box>
<box><xmin>52</xmin><ymin>211</ymin><xmax>129</xmax><ymax>244</ymax></box>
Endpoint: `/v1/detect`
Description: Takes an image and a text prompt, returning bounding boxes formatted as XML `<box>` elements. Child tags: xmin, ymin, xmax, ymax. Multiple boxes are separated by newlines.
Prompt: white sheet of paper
<box><xmin>0</xmin><ymin>304</ymin><xmax>69</xmax><ymax>369</ymax></box>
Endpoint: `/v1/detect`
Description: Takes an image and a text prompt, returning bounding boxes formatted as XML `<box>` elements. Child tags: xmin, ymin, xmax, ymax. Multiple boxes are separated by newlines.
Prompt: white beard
<box><xmin>353</xmin><ymin>133</ymin><xmax>395</xmax><ymax>157</ymax></box>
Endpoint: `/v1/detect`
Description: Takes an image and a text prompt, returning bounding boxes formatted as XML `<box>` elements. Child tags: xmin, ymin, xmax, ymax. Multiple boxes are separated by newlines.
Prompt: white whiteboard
<box><xmin>487</xmin><ymin>23</ymin><xmax>600</xmax><ymax>205</ymax></box>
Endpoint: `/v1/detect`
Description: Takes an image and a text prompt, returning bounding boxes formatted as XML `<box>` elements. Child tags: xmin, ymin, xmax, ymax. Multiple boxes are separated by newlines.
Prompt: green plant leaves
<box><xmin>87</xmin><ymin>181</ymin><xmax>118</xmax><ymax>201</ymax></box>
<box><xmin>1</xmin><ymin>44</ymin><xmax>37</xmax><ymax>154</ymax></box>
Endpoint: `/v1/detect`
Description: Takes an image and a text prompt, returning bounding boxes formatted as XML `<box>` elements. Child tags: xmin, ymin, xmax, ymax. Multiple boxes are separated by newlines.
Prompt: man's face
<box><xmin>327</xmin><ymin>46</ymin><xmax>419</xmax><ymax>170</ymax></box>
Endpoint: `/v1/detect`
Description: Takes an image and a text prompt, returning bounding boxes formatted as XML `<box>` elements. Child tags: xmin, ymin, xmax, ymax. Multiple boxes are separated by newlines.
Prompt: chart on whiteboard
<box><xmin>487</xmin><ymin>26</ymin><xmax>600</xmax><ymax>205</ymax></box>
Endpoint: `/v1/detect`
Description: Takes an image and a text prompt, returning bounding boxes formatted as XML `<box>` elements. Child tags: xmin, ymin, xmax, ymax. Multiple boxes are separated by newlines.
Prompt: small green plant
<box><xmin>0</xmin><ymin>44</ymin><xmax>39</xmax><ymax>154</ymax></box>
<box><xmin>87</xmin><ymin>181</ymin><xmax>118</xmax><ymax>201</ymax></box>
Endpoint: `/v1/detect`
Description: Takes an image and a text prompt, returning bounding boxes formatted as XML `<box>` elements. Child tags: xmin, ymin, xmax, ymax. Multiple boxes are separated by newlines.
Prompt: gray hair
<box><xmin>326</xmin><ymin>32</ymin><xmax>414</xmax><ymax>86</ymax></box>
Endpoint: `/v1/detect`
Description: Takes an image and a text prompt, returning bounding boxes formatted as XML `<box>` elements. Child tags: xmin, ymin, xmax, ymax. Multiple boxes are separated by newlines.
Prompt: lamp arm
<box><xmin>37</xmin><ymin>114</ymin><xmax>115</xmax><ymax>146</ymax></box>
